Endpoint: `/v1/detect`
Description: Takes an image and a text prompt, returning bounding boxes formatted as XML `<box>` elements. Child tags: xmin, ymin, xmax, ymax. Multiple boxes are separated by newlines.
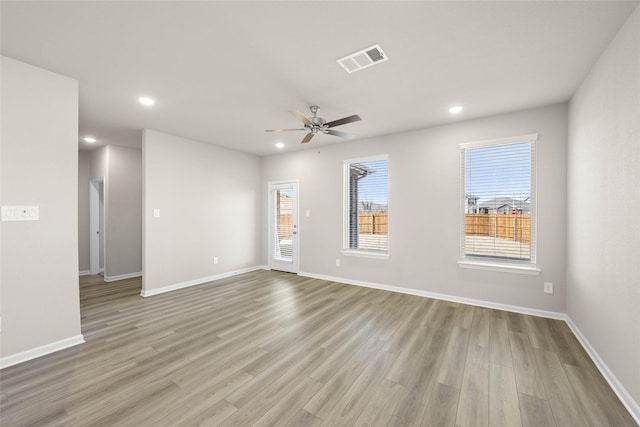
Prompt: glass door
<box><xmin>268</xmin><ymin>181</ymin><xmax>299</xmax><ymax>273</ymax></box>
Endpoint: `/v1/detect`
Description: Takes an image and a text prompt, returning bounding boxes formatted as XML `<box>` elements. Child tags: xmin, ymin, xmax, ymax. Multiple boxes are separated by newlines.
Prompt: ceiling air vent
<box><xmin>337</xmin><ymin>44</ymin><xmax>388</xmax><ymax>74</ymax></box>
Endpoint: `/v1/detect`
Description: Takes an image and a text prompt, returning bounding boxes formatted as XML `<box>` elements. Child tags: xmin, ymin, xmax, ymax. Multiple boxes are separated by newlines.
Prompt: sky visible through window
<box><xmin>465</xmin><ymin>142</ymin><xmax>531</xmax><ymax>203</ymax></box>
<box><xmin>356</xmin><ymin>159</ymin><xmax>388</xmax><ymax>206</ymax></box>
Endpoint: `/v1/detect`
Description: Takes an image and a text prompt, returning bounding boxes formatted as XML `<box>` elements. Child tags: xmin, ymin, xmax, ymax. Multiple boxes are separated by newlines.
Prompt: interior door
<box><xmin>269</xmin><ymin>181</ymin><xmax>299</xmax><ymax>273</ymax></box>
<box><xmin>89</xmin><ymin>177</ymin><xmax>105</xmax><ymax>275</ymax></box>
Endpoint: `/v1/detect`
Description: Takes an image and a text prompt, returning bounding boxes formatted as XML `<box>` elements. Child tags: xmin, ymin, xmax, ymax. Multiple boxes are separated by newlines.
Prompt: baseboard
<box><xmin>0</xmin><ymin>334</ymin><xmax>85</xmax><ymax>370</ymax></box>
<box><xmin>104</xmin><ymin>272</ymin><xmax>142</xmax><ymax>282</ymax></box>
<box><xmin>565</xmin><ymin>316</ymin><xmax>640</xmax><ymax>425</ymax></box>
<box><xmin>141</xmin><ymin>265</ymin><xmax>266</xmax><ymax>297</ymax></box>
<box><xmin>298</xmin><ymin>270</ymin><xmax>637</xmax><ymax>423</ymax></box>
<box><xmin>79</xmin><ymin>270</ymin><xmax>91</xmax><ymax>276</ymax></box>
<box><xmin>299</xmin><ymin>271</ymin><xmax>565</xmax><ymax>320</ymax></box>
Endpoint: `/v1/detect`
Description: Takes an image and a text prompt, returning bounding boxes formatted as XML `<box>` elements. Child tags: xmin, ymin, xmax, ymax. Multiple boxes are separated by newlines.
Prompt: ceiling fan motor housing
<box><xmin>309</xmin><ymin>106</ymin><xmax>326</xmax><ymax>127</ymax></box>
<box><xmin>310</xmin><ymin>117</ymin><xmax>326</xmax><ymax>126</ymax></box>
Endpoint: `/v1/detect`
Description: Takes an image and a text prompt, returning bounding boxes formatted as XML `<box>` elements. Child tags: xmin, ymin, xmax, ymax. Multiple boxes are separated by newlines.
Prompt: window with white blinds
<box><xmin>343</xmin><ymin>155</ymin><xmax>388</xmax><ymax>255</ymax></box>
<box><xmin>460</xmin><ymin>134</ymin><xmax>537</xmax><ymax>265</ymax></box>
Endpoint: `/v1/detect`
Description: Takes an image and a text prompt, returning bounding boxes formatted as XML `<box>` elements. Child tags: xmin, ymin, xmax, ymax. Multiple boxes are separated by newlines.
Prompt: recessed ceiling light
<box><xmin>275</xmin><ymin>142</ymin><xmax>285</xmax><ymax>149</ymax></box>
<box><xmin>84</xmin><ymin>137</ymin><xmax>96</xmax><ymax>143</ymax></box>
<box><xmin>449</xmin><ymin>105</ymin><xmax>463</xmax><ymax>114</ymax></box>
<box><xmin>138</xmin><ymin>96</ymin><xmax>155</xmax><ymax>106</ymax></box>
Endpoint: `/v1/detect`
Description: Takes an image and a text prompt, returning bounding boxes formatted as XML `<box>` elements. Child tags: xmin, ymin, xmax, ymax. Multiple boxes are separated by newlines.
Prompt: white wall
<box><xmin>0</xmin><ymin>56</ymin><xmax>82</xmax><ymax>361</ymax></box>
<box><xmin>88</xmin><ymin>145</ymin><xmax>142</xmax><ymax>279</ymax></box>
<box><xmin>90</xmin><ymin>145</ymin><xmax>108</xmax><ymax>179</ymax></box>
<box><xmin>142</xmin><ymin>129</ymin><xmax>261</xmax><ymax>294</ymax></box>
<box><xmin>568</xmin><ymin>4</ymin><xmax>640</xmax><ymax>414</ymax></box>
<box><xmin>262</xmin><ymin>103</ymin><xmax>568</xmax><ymax>313</ymax></box>
<box><xmin>106</xmin><ymin>145</ymin><xmax>142</xmax><ymax>278</ymax></box>
<box><xmin>78</xmin><ymin>151</ymin><xmax>91</xmax><ymax>272</ymax></box>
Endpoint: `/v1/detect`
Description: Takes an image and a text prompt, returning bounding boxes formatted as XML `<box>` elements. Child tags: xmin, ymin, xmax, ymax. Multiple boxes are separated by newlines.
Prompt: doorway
<box><xmin>89</xmin><ymin>177</ymin><xmax>105</xmax><ymax>275</ymax></box>
<box><xmin>268</xmin><ymin>181</ymin><xmax>299</xmax><ymax>273</ymax></box>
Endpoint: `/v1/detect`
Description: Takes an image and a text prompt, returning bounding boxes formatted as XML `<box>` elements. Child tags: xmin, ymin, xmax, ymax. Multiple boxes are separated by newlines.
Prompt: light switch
<box><xmin>306</xmin><ymin>210</ymin><xmax>311</xmax><ymax>217</ymax></box>
<box><xmin>153</xmin><ymin>209</ymin><xmax>160</xmax><ymax>218</ymax></box>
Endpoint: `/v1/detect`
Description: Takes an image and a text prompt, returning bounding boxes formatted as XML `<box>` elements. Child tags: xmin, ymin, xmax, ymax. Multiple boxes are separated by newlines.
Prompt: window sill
<box><xmin>457</xmin><ymin>259</ymin><xmax>540</xmax><ymax>275</ymax></box>
<box><xmin>341</xmin><ymin>249</ymin><xmax>389</xmax><ymax>260</ymax></box>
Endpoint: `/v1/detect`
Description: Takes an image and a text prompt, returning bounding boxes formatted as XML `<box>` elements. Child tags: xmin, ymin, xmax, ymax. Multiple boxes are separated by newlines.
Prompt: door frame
<box><xmin>89</xmin><ymin>177</ymin><xmax>105</xmax><ymax>275</ymax></box>
<box><xmin>268</xmin><ymin>180</ymin><xmax>300</xmax><ymax>274</ymax></box>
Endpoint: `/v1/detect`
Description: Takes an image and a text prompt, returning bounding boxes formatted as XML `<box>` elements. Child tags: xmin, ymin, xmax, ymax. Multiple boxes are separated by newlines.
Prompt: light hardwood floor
<box><xmin>0</xmin><ymin>271</ymin><xmax>636</xmax><ymax>426</ymax></box>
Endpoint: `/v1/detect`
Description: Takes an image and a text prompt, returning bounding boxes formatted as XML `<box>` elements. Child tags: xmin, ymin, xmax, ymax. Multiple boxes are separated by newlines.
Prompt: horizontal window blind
<box><xmin>461</xmin><ymin>136</ymin><xmax>536</xmax><ymax>263</ymax></box>
<box><xmin>344</xmin><ymin>156</ymin><xmax>388</xmax><ymax>253</ymax></box>
<box><xmin>274</xmin><ymin>188</ymin><xmax>293</xmax><ymax>261</ymax></box>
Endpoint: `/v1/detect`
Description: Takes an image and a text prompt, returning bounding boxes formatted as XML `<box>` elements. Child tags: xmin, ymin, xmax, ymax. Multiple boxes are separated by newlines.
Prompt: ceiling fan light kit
<box><xmin>265</xmin><ymin>105</ymin><xmax>362</xmax><ymax>144</ymax></box>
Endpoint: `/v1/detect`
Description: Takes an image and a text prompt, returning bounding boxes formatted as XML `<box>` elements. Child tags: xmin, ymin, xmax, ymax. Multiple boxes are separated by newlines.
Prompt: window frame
<box><xmin>342</xmin><ymin>154</ymin><xmax>389</xmax><ymax>258</ymax></box>
<box><xmin>458</xmin><ymin>134</ymin><xmax>540</xmax><ymax>274</ymax></box>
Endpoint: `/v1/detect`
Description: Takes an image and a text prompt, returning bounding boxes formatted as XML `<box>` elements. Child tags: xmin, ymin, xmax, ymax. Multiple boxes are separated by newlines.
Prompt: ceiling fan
<box><xmin>265</xmin><ymin>105</ymin><xmax>361</xmax><ymax>144</ymax></box>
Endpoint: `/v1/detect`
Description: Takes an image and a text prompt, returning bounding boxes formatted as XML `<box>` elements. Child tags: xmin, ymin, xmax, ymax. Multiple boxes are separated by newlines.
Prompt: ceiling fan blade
<box><xmin>290</xmin><ymin>110</ymin><xmax>312</xmax><ymax>126</ymax></box>
<box><xmin>325</xmin><ymin>114</ymin><xmax>361</xmax><ymax>128</ymax></box>
<box><xmin>301</xmin><ymin>133</ymin><xmax>315</xmax><ymax>144</ymax></box>
<box><xmin>265</xmin><ymin>128</ymin><xmax>305</xmax><ymax>132</ymax></box>
<box><xmin>326</xmin><ymin>129</ymin><xmax>355</xmax><ymax>139</ymax></box>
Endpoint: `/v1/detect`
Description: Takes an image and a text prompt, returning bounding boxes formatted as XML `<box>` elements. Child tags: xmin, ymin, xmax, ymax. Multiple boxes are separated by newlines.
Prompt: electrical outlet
<box><xmin>335</xmin><ymin>259</ymin><xmax>341</xmax><ymax>267</ymax></box>
<box><xmin>213</xmin><ymin>257</ymin><xmax>219</xmax><ymax>265</ymax></box>
<box><xmin>544</xmin><ymin>282</ymin><xmax>553</xmax><ymax>294</ymax></box>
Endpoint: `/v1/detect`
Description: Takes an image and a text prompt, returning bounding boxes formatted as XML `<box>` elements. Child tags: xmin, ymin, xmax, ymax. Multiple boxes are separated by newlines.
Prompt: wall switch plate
<box><xmin>213</xmin><ymin>257</ymin><xmax>219</xmax><ymax>265</ymax></box>
<box><xmin>306</xmin><ymin>210</ymin><xmax>311</xmax><ymax>217</ymax></box>
<box><xmin>1</xmin><ymin>206</ymin><xmax>39</xmax><ymax>221</ymax></box>
<box><xmin>544</xmin><ymin>282</ymin><xmax>553</xmax><ymax>294</ymax></box>
<box><xmin>336</xmin><ymin>259</ymin><xmax>341</xmax><ymax>267</ymax></box>
<box><xmin>153</xmin><ymin>209</ymin><xmax>160</xmax><ymax>218</ymax></box>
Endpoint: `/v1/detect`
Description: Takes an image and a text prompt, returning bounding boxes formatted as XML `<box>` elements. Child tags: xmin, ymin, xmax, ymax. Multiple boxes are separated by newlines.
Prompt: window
<box><xmin>343</xmin><ymin>155</ymin><xmax>388</xmax><ymax>255</ymax></box>
<box><xmin>460</xmin><ymin>134</ymin><xmax>537</xmax><ymax>270</ymax></box>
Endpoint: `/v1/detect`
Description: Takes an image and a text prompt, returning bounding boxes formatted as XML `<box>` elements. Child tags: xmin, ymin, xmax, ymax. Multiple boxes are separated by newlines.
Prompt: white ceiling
<box><xmin>2</xmin><ymin>1</ymin><xmax>637</xmax><ymax>156</ymax></box>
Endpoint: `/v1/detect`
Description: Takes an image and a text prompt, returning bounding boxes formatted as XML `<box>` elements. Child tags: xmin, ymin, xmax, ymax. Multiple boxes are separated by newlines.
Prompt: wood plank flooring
<box><xmin>0</xmin><ymin>271</ymin><xmax>636</xmax><ymax>426</ymax></box>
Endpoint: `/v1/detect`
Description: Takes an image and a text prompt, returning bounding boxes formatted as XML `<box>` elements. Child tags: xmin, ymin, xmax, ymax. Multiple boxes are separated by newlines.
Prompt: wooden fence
<box><xmin>277</xmin><ymin>214</ymin><xmax>292</xmax><ymax>240</ymax></box>
<box><xmin>279</xmin><ymin>213</ymin><xmax>528</xmax><ymax>243</ymax></box>
<box><xmin>358</xmin><ymin>213</ymin><xmax>388</xmax><ymax>235</ymax></box>
<box><xmin>465</xmin><ymin>214</ymin><xmax>530</xmax><ymax>244</ymax></box>
<box><xmin>277</xmin><ymin>213</ymin><xmax>388</xmax><ymax>236</ymax></box>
